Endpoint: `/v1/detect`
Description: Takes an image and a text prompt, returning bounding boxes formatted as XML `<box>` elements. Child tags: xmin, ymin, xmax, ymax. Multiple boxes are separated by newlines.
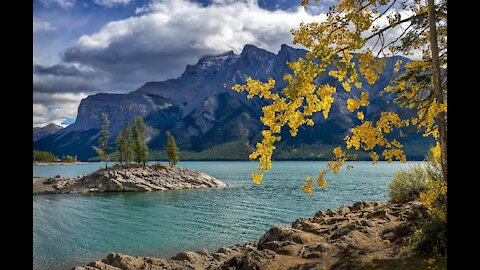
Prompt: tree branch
<box><xmin>365</xmin><ymin>11</ymin><xmax>428</xmax><ymax>42</ymax></box>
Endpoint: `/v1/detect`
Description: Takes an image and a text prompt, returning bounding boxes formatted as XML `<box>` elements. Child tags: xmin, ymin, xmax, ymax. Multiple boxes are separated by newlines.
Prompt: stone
<box><xmin>197</xmin><ymin>248</ymin><xmax>210</xmax><ymax>256</ymax></box>
<box><xmin>261</xmin><ymin>240</ymin><xmax>297</xmax><ymax>252</ymax></box>
<box><xmin>171</xmin><ymin>251</ymin><xmax>204</xmax><ymax>263</ymax></box>
<box><xmin>102</xmin><ymin>253</ymin><xmax>145</xmax><ymax>269</ymax></box>
<box><xmin>338</xmin><ymin>205</ymin><xmax>350</xmax><ymax>215</ymax></box>
<box><xmin>258</xmin><ymin>226</ymin><xmax>319</xmax><ymax>249</ymax></box>
<box><xmin>73</xmin><ymin>200</ymin><xmax>429</xmax><ymax>270</ymax></box>
<box><xmin>33</xmin><ymin>166</ymin><xmax>227</xmax><ymax>195</ymax></box>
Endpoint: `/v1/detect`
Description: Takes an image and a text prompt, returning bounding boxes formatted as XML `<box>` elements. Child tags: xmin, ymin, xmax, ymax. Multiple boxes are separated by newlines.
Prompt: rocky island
<box><xmin>33</xmin><ymin>165</ymin><xmax>227</xmax><ymax>195</ymax></box>
<box><xmin>73</xmin><ymin>200</ymin><xmax>445</xmax><ymax>270</ymax></box>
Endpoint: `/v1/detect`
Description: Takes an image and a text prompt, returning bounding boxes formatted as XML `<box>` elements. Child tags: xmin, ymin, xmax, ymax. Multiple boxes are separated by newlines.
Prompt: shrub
<box><xmin>389</xmin><ymin>150</ymin><xmax>447</xmax><ymax>257</ymax></box>
<box><xmin>415</xmin><ymin>176</ymin><xmax>447</xmax><ymax>256</ymax></box>
<box><xmin>412</xmin><ymin>214</ymin><xmax>447</xmax><ymax>256</ymax></box>
<box><xmin>152</xmin><ymin>163</ymin><xmax>170</xmax><ymax>171</ymax></box>
<box><xmin>388</xmin><ymin>164</ymin><xmax>430</xmax><ymax>203</ymax></box>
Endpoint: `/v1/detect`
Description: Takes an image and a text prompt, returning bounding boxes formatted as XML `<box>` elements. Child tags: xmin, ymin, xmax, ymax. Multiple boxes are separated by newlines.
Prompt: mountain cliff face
<box><xmin>33</xmin><ymin>123</ymin><xmax>63</xmax><ymax>141</ymax></box>
<box><xmin>34</xmin><ymin>44</ymin><xmax>425</xmax><ymax>160</ymax></box>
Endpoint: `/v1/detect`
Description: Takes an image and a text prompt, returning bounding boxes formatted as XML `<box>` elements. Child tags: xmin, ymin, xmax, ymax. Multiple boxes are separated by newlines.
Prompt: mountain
<box><xmin>33</xmin><ymin>44</ymin><xmax>430</xmax><ymax>160</ymax></box>
<box><xmin>33</xmin><ymin>123</ymin><xmax>63</xmax><ymax>141</ymax></box>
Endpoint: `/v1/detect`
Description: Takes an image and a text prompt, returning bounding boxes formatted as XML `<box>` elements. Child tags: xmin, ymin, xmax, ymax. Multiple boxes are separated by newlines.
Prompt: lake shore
<box><xmin>73</xmin><ymin>199</ymin><xmax>444</xmax><ymax>270</ymax></box>
<box><xmin>33</xmin><ymin>161</ymin><xmax>87</xmax><ymax>166</ymax></box>
<box><xmin>33</xmin><ymin>165</ymin><xmax>227</xmax><ymax>195</ymax></box>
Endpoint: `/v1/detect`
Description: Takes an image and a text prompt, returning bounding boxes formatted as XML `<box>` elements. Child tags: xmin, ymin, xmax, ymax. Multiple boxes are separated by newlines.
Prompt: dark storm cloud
<box><xmin>33</xmin><ymin>63</ymin><xmax>95</xmax><ymax>77</ymax></box>
<box><xmin>33</xmin><ymin>0</ymin><xmax>325</xmax><ymax>126</ymax></box>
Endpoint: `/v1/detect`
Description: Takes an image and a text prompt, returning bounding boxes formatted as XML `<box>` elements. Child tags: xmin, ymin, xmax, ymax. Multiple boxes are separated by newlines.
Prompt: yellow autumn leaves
<box><xmin>251</xmin><ymin>173</ymin><xmax>263</xmax><ymax>184</ymax></box>
<box><xmin>232</xmin><ymin>0</ymin><xmax>446</xmax><ymax>194</ymax></box>
<box><xmin>301</xmin><ymin>170</ymin><xmax>327</xmax><ymax>195</ymax></box>
<box><xmin>301</xmin><ymin>148</ymin><xmax>346</xmax><ymax>194</ymax></box>
<box><xmin>345</xmin><ymin>112</ymin><xmax>407</xmax><ymax>163</ymax></box>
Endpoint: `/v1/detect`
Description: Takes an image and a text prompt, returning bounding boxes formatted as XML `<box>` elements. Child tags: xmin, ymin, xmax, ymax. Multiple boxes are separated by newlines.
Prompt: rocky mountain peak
<box><xmin>33</xmin><ymin>123</ymin><xmax>64</xmax><ymax>141</ymax></box>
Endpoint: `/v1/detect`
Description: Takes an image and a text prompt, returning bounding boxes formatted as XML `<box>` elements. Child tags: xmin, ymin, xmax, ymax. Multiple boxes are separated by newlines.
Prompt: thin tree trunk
<box><xmin>427</xmin><ymin>0</ymin><xmax>447</xmax><ymax>182</ymax></box>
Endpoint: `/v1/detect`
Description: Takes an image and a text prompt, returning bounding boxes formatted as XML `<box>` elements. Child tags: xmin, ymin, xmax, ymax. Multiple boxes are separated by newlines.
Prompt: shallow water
<box><xmin>33</xmin><ymin>161</ymin><xmax>419</xmax><ymax>270</ymax></box>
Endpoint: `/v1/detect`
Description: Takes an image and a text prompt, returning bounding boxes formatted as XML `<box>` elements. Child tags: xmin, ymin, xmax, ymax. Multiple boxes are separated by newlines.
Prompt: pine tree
<box><xmin>115</xmin><ymin>131</ymin><xmax>124</xmax><ymax>165</ymax></box>
<box><xmin>131</xmin><ymin>116</ymin><xmax>140</xmax><ymax>165</ymax></box>
<box><xmin>131</xmin><ymin>116</ymin><xmax>149</xmax><ymax>167</ymax></box>
<box><xmin>122</xmin><ymin>122</ymin><xmax>133</xmax><ymax>165</ymax></box>
<box><xmin>166</xmin><ymin>131</ymin><xmax>179</xmax><ymax>167</ymax></box>
<box><xmin>137</xmin><ymin>116</ymin><xmax>149</xmax><ymax>167</ymax></box>
<box><xmin>93</xmin><ymin>113</ymin><xmax>111</xmax><ymax>170</ymax></box>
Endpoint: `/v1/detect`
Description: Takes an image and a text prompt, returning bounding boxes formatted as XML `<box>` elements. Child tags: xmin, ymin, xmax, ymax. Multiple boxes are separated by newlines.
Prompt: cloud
<box><xmin>33</xmin><ymin>16</ymin><xmax>56</xmax><ymax>33</ymax></box>
<box><xmin>33</xmin><ymin>63</ymin><xmax>105</xmax><ymax>94</ymax></box>
<box><xmin>63</xmin><ymin>0</ymin><xmax>324</xmax><ymax>82</ymax></box>
<box><xmin>33</xmin><ymin>92</ymin><xmax>88</xmax><ymax>127</ymax></box>
<box><xmin>94</xmin><ymin>0</ymin><xmax>134</xmax><ymax>8</ymax></box>
<box><xmin>362</xmin><ymin>8</ymin><xmax>421</xmax><ymax>59</ymax></box>
<box><xmin>34</xmin><ymin>0</ymin><xmax>326</xmax><ymax>126</ymax></box>
<box><xmin>40</xmin><ymin>0</ymin><xmax>75</xmax><ymax>9</ymax></box>
<box><xmin>34</xmin><ymin>63</ymin><xmax>95</xmax><ymax>77</ymax></box>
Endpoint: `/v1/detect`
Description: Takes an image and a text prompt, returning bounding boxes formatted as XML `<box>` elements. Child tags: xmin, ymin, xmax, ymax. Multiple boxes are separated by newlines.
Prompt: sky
<box><xmin>33</xmin><ymin>0</ymin><xmax>414</xmax><ymax>128</ymax></box>
<box><xmin>33</xmin><ymin>0</ymin><xmax>339</xmax><ymax>128</ymax></box>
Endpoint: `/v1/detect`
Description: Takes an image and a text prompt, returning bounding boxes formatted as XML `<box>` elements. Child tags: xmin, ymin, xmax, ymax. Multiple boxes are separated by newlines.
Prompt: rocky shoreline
<box><xmin>33</xmin><ymin>166</ymin><xmax>227</xmax><ymax>195</ymax></box>
<box><xmin>73</xmin><ymin>200</ymin><xmax>445</xmax><ymax>270</ymax></box>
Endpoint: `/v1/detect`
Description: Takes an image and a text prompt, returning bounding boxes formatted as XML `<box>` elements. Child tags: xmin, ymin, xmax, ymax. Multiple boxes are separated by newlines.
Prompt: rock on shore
<box><xmin>73</xmin><ymin>200</ymin><xmax>444</xmax><ymax>270</ymax></box>
<box><xmin>33</xmin><ymin>166</ymin><xmax>227</xmax><ymax>195</ymax></box>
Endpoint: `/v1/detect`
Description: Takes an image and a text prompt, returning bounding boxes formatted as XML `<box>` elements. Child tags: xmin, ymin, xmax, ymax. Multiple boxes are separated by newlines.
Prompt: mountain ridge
<box><xmin>33</xmin><ymin>44</ymin><xmax>430</xmax><ymax>160</ymax></box>
<box><xmin>33</xmin><ymin>123</ymin><xmax>63</xmax><ymax>141</ymax></box>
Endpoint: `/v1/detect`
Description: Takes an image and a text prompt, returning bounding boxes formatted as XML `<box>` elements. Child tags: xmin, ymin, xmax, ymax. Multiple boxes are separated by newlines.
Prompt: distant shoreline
<box><xmin>33</xmin><ymin>161</ymin><xmax>88</xmax><ymax>166</ymax></box>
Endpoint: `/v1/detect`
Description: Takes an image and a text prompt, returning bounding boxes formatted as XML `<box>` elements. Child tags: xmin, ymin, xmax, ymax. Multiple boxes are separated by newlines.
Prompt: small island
<box><xmin>33</xmin><ymin>164</ymin><xmax>227</xmax><ymax>195</ymax></box>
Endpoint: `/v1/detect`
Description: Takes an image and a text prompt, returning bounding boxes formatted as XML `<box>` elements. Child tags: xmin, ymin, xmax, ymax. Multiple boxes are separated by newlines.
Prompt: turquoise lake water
<box><xmin>33</xmin><ymin>161</ymin><xmax>419</xmax><ymax>270</ymax></box>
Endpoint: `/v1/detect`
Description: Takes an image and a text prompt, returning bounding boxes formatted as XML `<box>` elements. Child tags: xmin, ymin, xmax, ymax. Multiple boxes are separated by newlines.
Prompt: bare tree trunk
<box><xmin>427</xmin><ymin>0</ymin><xmax>447</xmax><ymax>182</ymax></box>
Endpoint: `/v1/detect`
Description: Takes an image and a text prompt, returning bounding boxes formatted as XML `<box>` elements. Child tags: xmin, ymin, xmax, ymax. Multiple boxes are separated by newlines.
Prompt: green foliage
<box><xmin>122</xmin><ymin>122</ymin><xmax>133</xmax><ymax>164</ymax></box>
<box><xmin>166</xmin><ymin>131</ymin><xmax>180</xmax><ymax>166</ymax></box>
<box><xmin>115</xmin><ymin>131</ymin><xmax>125</xmax><ymax>164</ymax></box>
<box><xmin>132</xmin><ymin>116</ymin><xmax>149</xmax><ymax>167</ymax></box>
<box><xmin>152</xmin><ymin>163</ymin><xmax>170</xmax><ymax>171</ymax></box>
<box><xmin>148</xmin><ymin>140</ymin><xmax>249</xmax><ymax>161</ymax></box>
<box><xmin>388</xmin><ymin>152</ymin><xmax>446</xmax><ymax>256</ymax></box>
<box><xmin>412</xmin><ymin>215</ymin><xmax>447</xmax><ymax>257</ymax></box>
<box><xmin>414</xmin><ymin>152</ymin><xmax>446</xmax><ymax>256</ymax></box>
<box><xmin>61</xmin><ymin>155</ymin><xmax>77</xmax><ymax>163</ymax></box>
<box><xmin>388</xmin><ymin>164</ymin><xmax>430</xmax><ymax>203</ymax></box>
<box><xmin>33</xmin><ymin>149</ymin><xmax>59</xmax><ymax>162</ymax></box>
<box><xmin>93</xmin><ymin>113</ymin><xmax>111</xmax><ymax>169</ymax></box>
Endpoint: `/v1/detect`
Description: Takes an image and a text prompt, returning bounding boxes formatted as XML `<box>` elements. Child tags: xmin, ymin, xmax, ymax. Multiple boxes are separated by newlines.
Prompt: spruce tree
<box><xmin>166</xmin><ymin>131</ymin><xmax>179</xmax><ymax>167</ymax></box>
<box><xmin>122</xmin><ymin>122</ymin><xmax>133</xmax><ymax>165</ymax></box>
<box><xmin>115</xmin><ymin>131</ymin><xmax>124</xmax><ymax>165</ymax></box>
<box><xmin>131</xmin><ymin>116</ymin><xmax>140</xmax><ymax>165</ymax></box>
<box><xmin>92</xmin><ymin>112</ymin><xmax>111</xmax><ymax>169</ymax></box>
<box><xmin>137</xmin><ymin>117</ymin><xmax>149</xmax><ymax>167</ymax></box>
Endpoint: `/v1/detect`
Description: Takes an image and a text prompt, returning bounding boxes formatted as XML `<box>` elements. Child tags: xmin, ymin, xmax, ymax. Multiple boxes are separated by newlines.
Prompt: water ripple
<box><xmin>33</xmin><ymin>161</ymin><xmax>420</xmax><ymax>270</ymax></box>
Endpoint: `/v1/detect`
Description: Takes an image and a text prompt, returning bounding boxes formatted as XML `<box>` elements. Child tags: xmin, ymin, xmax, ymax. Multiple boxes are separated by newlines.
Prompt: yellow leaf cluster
<box><xmin>301</xmin><ymin>182</ymin><xmax>314</xmax><ymax>194</ymax></box>
<box><xmin>345</xmin><ymin>112</ymin><xmax>407</xmax><ymax>163</ymax></box>
<box><xmin>251</xmin><ymin>173</ymin><xmax>264</xmax><ymax>184</ymax></box>
<box><xmin>431</xmin><ymin>142</ymin><xmax>441</xmax><ymax>166</ymax></box>
<box><xmin>369</xmin><ymin>151</ymin><xmax>379</xmax><ymax>164</ymax></box>
<box><xmin>230</xmin><ymin>0</ymin><xmax>447</xmax><ymax>191</ymax></box>
<box><xmin>318</xmin><ymin>170</ymin><xmax>327</xmax><ymax>189</ymax></box>
<box><xmin>419</xmin><ymin>178</ymin><xmax>447</xmax><ymax>222</ymax></box>
<box><xmin>346</xmin><ymin>92</ymin><xmax>369</xmax><ymax>112</ymax></box>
